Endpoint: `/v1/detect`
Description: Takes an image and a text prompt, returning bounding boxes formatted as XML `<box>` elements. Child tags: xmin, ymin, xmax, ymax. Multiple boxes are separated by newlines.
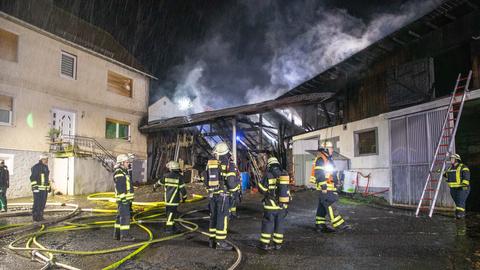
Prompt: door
<box><xmin>52</xmin><ymin>108</ymin><xmax>76</xmax><ymax>137</ymax></box>
<box><xmin>390</xmin><ymin>108</ymin><xmax>454</xmax><ymax>207</ymax></box>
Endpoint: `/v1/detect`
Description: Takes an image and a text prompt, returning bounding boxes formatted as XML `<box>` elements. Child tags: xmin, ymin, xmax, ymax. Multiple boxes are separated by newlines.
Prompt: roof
<box><xmin>0</xmin><ymin>0</ymin><xmax>156</xmax><ymax>79</ymax></box>
<box><xmin>140</xmin><ymin>92</ymin><xmax>333</xmax><ymax>132</ymax></box>
<box><xmin>279</xmin><ymin>0</ymin><xmax>478</xmax><ymax>98</ymax></box>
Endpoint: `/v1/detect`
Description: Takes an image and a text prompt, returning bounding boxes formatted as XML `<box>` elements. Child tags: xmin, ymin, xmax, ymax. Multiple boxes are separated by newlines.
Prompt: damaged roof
<box><xmin>140</xmin><ymin>92</ymin><xmax>333</xmax><ymax>132</ymax></box>
<box><xmin>279</xmin><ymin>0</ymin><xmax>478</xmax><ymax>98</ymax></box>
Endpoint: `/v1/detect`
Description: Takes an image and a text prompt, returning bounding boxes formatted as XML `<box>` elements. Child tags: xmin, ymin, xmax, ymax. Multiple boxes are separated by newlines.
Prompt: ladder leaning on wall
<box><xmin>415</xmin><ymin>71</ymin><xmax>472</xmax><ymax>218</ymax></box>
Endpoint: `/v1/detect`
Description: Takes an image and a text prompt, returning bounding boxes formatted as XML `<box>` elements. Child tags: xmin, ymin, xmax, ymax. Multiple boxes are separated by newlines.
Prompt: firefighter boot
<box><xmin>258</xmin><ymin>242</ymin><xmax>272</xmax><ymax>251</ymax></box>
<box><xmin>316</xmin><ymin>224</ymin><xmax>335</xmax><ymax>233</ymax></box>
<box><xmin>120</xmin><ymin>235</ymin><xmax>136</xmax><ymax>242</ymax></box>
<box><xmin>113</xmin><ymin>229</ymin><xmax>120</xmax><ymax>240</ymax></box>
<box><xmin>336</xmin><ymin>224</ymin><xmax>352</xmax><ymax>232</ymax></box>
<box><xmin>208</xmin><ymin>237</ymin><xmax>216</xmax><ymax>249</ymax></box>
<box><xmin>215</xmin><ymin>241</ymin><xmax>233</xmax><ymax>251</ymax></box>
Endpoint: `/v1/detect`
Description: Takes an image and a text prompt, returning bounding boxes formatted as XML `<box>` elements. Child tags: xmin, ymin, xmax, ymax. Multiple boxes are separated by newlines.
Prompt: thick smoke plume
<box><xmin>156</xmin><ymin>0</ymin><xmax>441</xmax><ymax>113</ymax></box>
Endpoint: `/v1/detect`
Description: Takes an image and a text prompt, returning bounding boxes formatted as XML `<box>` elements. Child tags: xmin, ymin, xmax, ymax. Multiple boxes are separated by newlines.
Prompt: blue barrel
<box><xmin>241</xmin><ymin>172</ymin><xmax>250</xmax><ymax>191</ymax></box>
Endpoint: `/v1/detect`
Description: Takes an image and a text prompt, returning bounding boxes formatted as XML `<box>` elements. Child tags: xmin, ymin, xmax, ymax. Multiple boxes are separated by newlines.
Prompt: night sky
<box><xmin>8</xmin><ymin>0</ymin><xmax>442</xmax><ymax>110</ymax></box>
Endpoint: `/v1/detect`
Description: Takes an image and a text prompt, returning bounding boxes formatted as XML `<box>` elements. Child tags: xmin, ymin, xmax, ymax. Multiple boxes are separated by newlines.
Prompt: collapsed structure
<box><xmin>142</xmin><ymin>0</ymin><xmax>480</xmax><ymax>210</ymax></box>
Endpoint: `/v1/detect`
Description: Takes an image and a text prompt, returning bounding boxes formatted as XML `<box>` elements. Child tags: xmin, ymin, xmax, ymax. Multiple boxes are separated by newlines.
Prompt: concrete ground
<box><xmin>1</xmin><ymin>186</ymin><xmax>479</xmax><ymax>270</ymax></box>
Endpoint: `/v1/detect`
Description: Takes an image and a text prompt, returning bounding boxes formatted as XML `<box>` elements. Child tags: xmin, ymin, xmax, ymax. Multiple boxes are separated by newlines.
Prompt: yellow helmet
<box><xmin>267</xmin><ymin>157</ymin><xmax>280</xmax><ymax>165</ymax></box>
<box><xmin>450</xmin><ymin>153</ymin><xmax>461</xmax><ymax>161</ymax></box>
<box><xmin>166</xmin><ymin>161</ymin><xmax>180</xmax><ymax>170</ymax></box>
<box><xmin>213</xmin><ymin>142</ymin><xmax>229</xmax><ymax>156</ymax></box>
<box><xmin>116</xmin><ymin>154</ymin><xmax>129</xmax><ymax>163</ymax></box>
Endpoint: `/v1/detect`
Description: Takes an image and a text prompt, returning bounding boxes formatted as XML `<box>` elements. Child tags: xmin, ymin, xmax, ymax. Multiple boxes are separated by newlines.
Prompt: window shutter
<box><xmin>61</xmin><ymin>52</ymin><xmax>76</xmax><ymax>79</ymax></box>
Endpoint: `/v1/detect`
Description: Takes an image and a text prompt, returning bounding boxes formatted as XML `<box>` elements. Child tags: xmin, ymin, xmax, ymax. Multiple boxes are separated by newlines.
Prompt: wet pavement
<box><xmin>1</xmin><ymin>188</ymin><xmax>479</xmax><ymax>270</ymax></box>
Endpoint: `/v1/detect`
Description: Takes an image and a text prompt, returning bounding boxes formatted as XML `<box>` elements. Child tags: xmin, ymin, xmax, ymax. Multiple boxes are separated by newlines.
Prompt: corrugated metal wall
<box><xmin>390</xmin><ymin>108</ymin><xmax>454</xmax><ymax>207</ymax></box>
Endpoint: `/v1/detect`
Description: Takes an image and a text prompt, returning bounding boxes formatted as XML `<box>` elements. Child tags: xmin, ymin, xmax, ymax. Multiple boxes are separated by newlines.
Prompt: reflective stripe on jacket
<box><xmin>445</xmin><ymin>163</ymin><xmax>470</xmax><ymax>188</ymax></box>
<box><xmin>114</xmin><ymin>168</ymin><xmax>134</xmax><ymax>202</ymax></box>
<box><xmin>157</xmin><ymin>171</ymin><xmax>187</xmax><ymax>206</ymax></box>
<box><xmin>30</xmin><ymin>162</ymin><xmax>50</xmax><ymax>190</ymax></box>
<box><xmin>312</xmin><ymin>152</ymin><xmax>336</xmax><ymax>191</ymax></box>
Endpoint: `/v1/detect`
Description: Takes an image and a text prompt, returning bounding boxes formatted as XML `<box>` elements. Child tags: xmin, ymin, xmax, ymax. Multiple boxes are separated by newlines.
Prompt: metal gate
<box><xmin>390</xmin><ymin>108</ymin><xmax>454</xmax><ymax>207</ymax></box>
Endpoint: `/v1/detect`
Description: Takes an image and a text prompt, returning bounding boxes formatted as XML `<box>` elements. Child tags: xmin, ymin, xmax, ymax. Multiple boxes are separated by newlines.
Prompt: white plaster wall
<box><xmin>0</xmin><ymin>16</ymin><xmax>148</xmax><ymax>158</ymax></box>
<box><xmin>148</xmin><ymin>96</ymin><xmax>184</xmax><ymax>122</ymax></box>
<box><xmin>293</xmin><ymin>115</ymin><xmax>391</xmax><ymax>188</ymax></box>
<box><xmin>0</xmin><ymin>148</ymin><xmax>49</xmax><ymax>199</ymax></box>
<box><xmin>74</xmin><ymin>158</ymin><xmax>114</xmax><ymax>195</ymax></box>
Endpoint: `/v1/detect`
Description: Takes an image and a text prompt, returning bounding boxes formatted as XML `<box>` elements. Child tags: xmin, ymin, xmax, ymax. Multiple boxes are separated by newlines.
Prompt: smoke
<box><xmin>155</xmin><ymin>0</ymin><xmax>441</xmax><ymax>111</ymax></box>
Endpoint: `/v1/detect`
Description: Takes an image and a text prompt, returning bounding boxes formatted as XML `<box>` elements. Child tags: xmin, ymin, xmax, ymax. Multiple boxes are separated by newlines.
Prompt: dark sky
<box><xmin>49</xmin><ymin>0</ymin><xmax>441</xmax><ymax>109</ymax></box>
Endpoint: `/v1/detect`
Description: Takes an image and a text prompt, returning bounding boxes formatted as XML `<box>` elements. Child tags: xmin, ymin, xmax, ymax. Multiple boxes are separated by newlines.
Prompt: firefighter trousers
<box><xmin>260</xmin><ymin>208</ymin><xmax>287</xmax><ymax>245</ymax></box>
<box><xmin>450</xmin><ymin>187</ymin><xmax>470</xmax><ymax>218</ymax></box>
<box><xmin>114</xmin><ymin>201</ymin><xmax>132</xmax><ymax>237</ymax></box>
<box><xmin>32</xmin><ymin>190</ymin><xmax>47</xmax><ymax>221</ymax></box>
<box><xmin>208</xmin><ymin>194</ymin><xmax>230</xmax><ymax>241</ymax></box>
<box><xmin>0</xmin><ymin>188</ymin><xmax>7</xmax><ymax>211</ymax></box>
<box><xmin>230</xmin><ymin>192</ymin><xmax>240</xmax><ymax>215</ymax></box>
<box><xmin>316</xmin><ymin>192</ymin><xmax>345</xmax><ymax>229</ymax></box>
<box><xmin>166</xmin><ymin>205</ymin><xmax>178</xmax><ymax>228</ymax></box>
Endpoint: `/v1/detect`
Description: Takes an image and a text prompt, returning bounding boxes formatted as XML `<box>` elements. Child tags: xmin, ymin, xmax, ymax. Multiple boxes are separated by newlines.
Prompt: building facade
<box><xmin>0</xmin><ymin>13</ymin><xmax>152</xmax><ymax>198</ymax></box>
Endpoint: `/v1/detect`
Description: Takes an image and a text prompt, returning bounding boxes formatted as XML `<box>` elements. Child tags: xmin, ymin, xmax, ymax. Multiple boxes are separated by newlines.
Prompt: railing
<box><xmin>49</xmin><ymin>134</ymin><xmax>116</xmax><ymax>172</ymax></box>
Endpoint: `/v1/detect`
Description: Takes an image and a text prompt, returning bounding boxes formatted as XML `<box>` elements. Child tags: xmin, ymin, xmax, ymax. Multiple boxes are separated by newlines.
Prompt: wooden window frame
<box><xmin>107</xmin><ymin>71</ymin><xmax>133</xmax><ymax>98</ymax></box>
<box><xmin>0</xmin><ymin>28</ymin><xmax>19</xmax><ymax>62</ymax></box>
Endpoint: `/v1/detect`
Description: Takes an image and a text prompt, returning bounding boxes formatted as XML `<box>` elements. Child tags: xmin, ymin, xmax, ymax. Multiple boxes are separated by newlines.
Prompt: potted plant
<box><xmin>48</xmin><ymin>128</ymin><xmax>61</xmax><ymax>142</ymax></box>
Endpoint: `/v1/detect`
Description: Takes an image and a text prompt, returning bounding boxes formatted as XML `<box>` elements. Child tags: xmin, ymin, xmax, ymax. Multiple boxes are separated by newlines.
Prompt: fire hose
<box><xmin>1</xmin><ymin>193</ymin><xmax>243</xmax><ymax>270</ymax></box>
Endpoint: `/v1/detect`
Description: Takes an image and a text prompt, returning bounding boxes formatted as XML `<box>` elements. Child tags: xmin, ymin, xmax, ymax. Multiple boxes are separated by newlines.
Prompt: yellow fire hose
<box><xmin>2</xmin><ymin>193</ymin><xmax>241</xmax><ymax>269</ymax></box>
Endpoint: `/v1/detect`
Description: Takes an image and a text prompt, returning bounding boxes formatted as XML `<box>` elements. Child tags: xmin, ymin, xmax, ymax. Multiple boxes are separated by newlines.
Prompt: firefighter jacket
<box><xmin>219</xmin><ymin>155</ymin><xmax>240</xmax><ymax>194</ymax></box>
<box><xmin>310</xmin><ymin>151</ymin><xmax>337</xmax><ymax>192</ymax></box>
<box><xmin>258</xmin><ymin>164</ymin><xmax>291</xmax><ymax>210</ymax></box>
<box><xmin>204</xmin><ymin>158</ymin><xmax>237</xmax><ymax>195</ymax></box>
<box><xmin>114</xmin><ymin>167</ymin><xmax>134</xmax><ymax>203</ymax></box>
<box><xmin>444</xmin><ymin>163</ymin><xmax>470</xmax><ymax>188</ymax></box>
<box><xmin>30</xmin><ymin>162</ymin><xmax>50</xmax><ymax>191</ymax></box>
<box><xmin>157</xmin><ymin>170</ymin><xmax>187</xmax><ymax>206</ymax></box>
<box><xmin>0</xmin><ymin>165</ymin><xmax>9</xmax><ymax>188</ymax></box>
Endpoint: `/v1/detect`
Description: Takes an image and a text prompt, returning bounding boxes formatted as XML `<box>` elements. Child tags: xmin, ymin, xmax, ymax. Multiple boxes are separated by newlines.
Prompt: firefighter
<box><xmin>204</xmin><ymin>142</ymin><xmax>236</xmax><ymax>251</ymax></box>
<box><xmin>127</xmin><ymin>153</ymin><xmax>135</xmax><ymax>214</ymax></box>
<box><xmin>218</xmin><ymin>151</ymin><xmax>241</xmax><ymax>220</ymax></box>
<box><xmin>0</xmin><ymin>159</ymin><xmax>9</xmax><ymax>212</ymax></box>
<box><xmin>444</xmin><ymin>153</ymin><xmax>471</xmax><ymax>219</ymax></box>
<box><xmin>311</xmin><ymin>141</ymin><xmax>350</xmax><ymax>232</ymax></box>
<box><xmin>113</xmin><ymin>154</ymin><xmax>135</xmax><ymax>242</ymax></box>
<box><xmin>153</xmin><ymin>161</ymin><xmax>187</xmax><ymax>233</ymax></box>
<box><xmin>30</xmin><ymin>153</ymin><xmax>51</xmax><ymax>222</ymax></box>
<box><xmin>258</xmin><ymin>156</ymin><xmax>291</xmax><ymax>250</ymax></box>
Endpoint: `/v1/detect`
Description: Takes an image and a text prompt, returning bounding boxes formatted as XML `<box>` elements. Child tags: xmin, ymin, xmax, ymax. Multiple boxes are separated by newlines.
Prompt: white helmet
<box><xmin>213</xmin><ymin>142</ymin><xmax>229</xmax><ymax>156</ymax></box>
<box><xmin>320</xmin><ymin>141</ymin><xmax>333</xmax><ymax>149</ymax></box>
<box><xmin>166</xmin><ymin>161</ymin><xmax>180</xmax><ymax>170</ymax></box>
<box><xmin>116</xmin><ymin>154</ymin><xmax>129</xmax><ymax>164</ymax></box>
<box><xmin>39</xmin><ymin>153</ymin><xmax>49</xmax><ymax>160</ymax></box>
<box><xmin>450</xmin><ymin>153</ymin><xmax>461</xmax><ymax>161</ymax></box>
<box><xmin>127</xmin><ymin>153</ymin><xmax>135</xmax><ymax>162</ymax></box>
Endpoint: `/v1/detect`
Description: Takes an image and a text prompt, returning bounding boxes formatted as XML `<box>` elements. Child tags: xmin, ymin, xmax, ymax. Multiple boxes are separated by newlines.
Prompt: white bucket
<box><xmin>342</xmin><ymin>170</ymin><xmax>357</xmax><ymax>193</ymax></box>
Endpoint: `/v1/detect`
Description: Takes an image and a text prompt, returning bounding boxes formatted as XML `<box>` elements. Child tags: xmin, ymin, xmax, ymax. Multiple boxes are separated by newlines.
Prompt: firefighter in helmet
<box><xmin>203</xmin><ymin>142</ymin><xmax>237</xmax><ymax>250</ymax></box>
<box><xmin>311</xmin><ymin>141</ymin><xmax>350</xmax><ymax>232</ymax></box>
<box><xmin>113</xmin><ymin>154</ymin><xmax>135</xmax><ymax>242</ymax></box>
<box><xmin>153</xmin><ymin>160</ymin><xmax>187</xmax><ymax>233</ymax></box>
<box><xmin>444</xmin><ymin>153</ymin><xmax>471</xmax><ymax>218</ymax></box>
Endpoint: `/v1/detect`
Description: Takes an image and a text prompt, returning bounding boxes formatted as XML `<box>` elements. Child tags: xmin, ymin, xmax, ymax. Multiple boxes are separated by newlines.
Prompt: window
<box><xmin>60</xmin><ymin>51</ymin><xmax>77</xmax><ymax>79</ymax></box>
<box><xmin>0</xmin><ymin>95</ymin><xmax>13</xmax><ymax>125</ymax></box>
<box><xmin>0</xmin><ymin>28</ymin><xmax>18</xmax><ymax>62</ymax></box>
<box><xmin>354</xmin><ymin>128</ymin><xmax>378</xmax><ymax>156</ymax></box>
<box><xmin>106</xmin><ymin>119</ymin><xmax>130</xmax><ymax>140</ymax></box>
<box><xmin>107</xmin><ymin>71</ymin><xmax>132</xmax><ymax>97</ymax></box>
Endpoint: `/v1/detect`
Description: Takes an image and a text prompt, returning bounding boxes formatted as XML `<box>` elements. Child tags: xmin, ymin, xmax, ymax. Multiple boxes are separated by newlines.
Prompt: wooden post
<box><xmin>259</xmin><ymin>114</ymin><xmax>263</xmax><ymax>151</ymax></box>
<box><xmin>232</xmin><ymin>118</ymin><xmax>237</xmax><ymax>165</ymax></box>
